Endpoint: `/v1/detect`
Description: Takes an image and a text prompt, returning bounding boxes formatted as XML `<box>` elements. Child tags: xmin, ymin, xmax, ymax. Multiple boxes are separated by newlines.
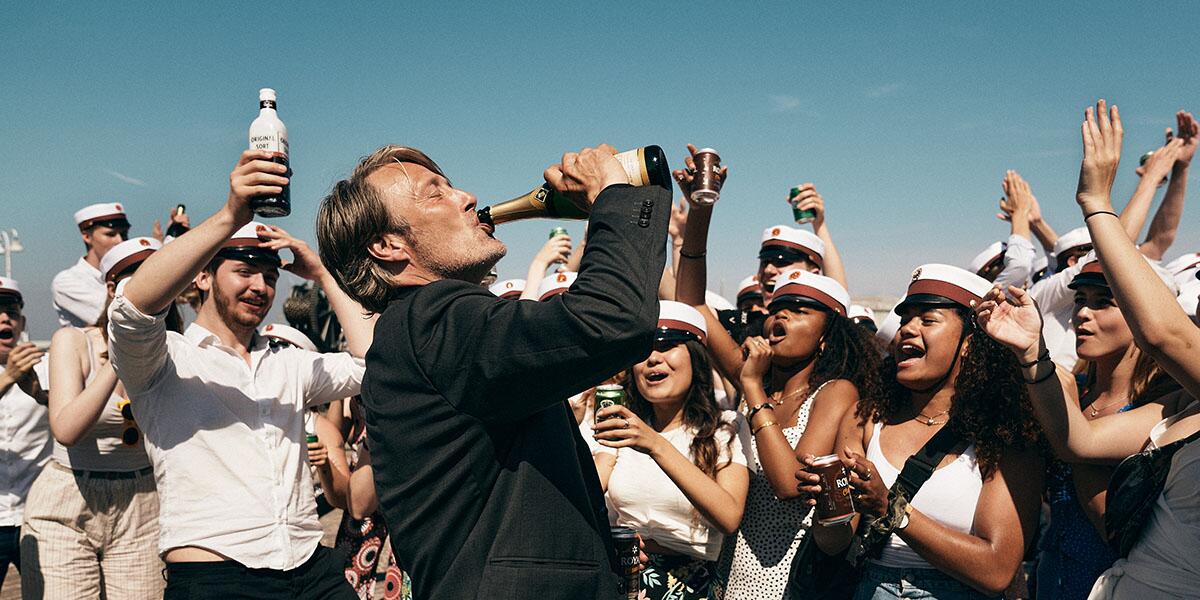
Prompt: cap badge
<box><xmin>505</xmin><ymin>282</ymin><xmax>514</xmax><ymax>289</ymax></box>
<box><xmin>138</xmin><ymin>238</ymin><xmax>151</xmax><ymax>247</ymax></box>
<box><xmin>556</xmin><ymin>273</ymin><xmax>567</xmax><ymax>283</ymax></box>
<box><xmin>911</xmin><ymin>268</ymin><xmax>923</xmax><ymax>282</ymax></box>
<box><xmin>265</xmin><ymin>325</ymin><xmax>274</xmax><ymax>331</ymax></box>
<box><xmin>114</xmin><ymin>204</ymin><xmax>123</xmax><ymax>211</ymax></box>
<box><xmin>771</xmin><ymin>227</ymin><xmax>781</xmax><ymax>236</ymax></box>
<box><xmin>789</xmin><ymin>271</ymin><xmax>802</xmax><ymax>280</ymax></box>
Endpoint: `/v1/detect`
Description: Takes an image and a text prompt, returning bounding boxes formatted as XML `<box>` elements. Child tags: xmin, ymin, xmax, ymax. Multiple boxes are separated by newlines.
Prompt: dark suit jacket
<box><xmin>363</xmin><ymin>183</ymin><xmax>670</xmax><ymax>599</ymax></box>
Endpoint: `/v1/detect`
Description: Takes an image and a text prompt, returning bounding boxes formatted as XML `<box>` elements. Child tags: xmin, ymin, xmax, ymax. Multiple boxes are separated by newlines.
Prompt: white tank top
<box><xmin>867</xmin><ymin>421</ymin><xmax>982</xmax><ymax>569</ymax></box>
<box><xmin>51</xmin><ymin>329</ymin><xmax>150</xmax><ymax>472</ymax></box>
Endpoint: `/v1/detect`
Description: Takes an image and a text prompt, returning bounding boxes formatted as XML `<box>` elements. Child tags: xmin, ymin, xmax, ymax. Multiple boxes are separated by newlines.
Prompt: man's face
<box><xmin>83</xmin><ymin>224</ymin><xmax>129</xmax><ymax>259</ymax></box>
<box><xmin>0</xmin><ymin>299</ymin><xmax>25</xmax><ymax>362</ymax></box>
<box><xmin>199</xmin><ymin>259</ymin><xmax>277</xmax><ymax>330</ymax></box>
<box><xmin>369</xmin><ymin>162</ymin><xmax>506</xmax><ymax>283</ymax></box>
<box><xmin>756</xmin><ymin>255</ymin><xmax>819</xmax><ymax>296</ymax></box>
<box><xmin>1061</xmin><ymin>245</ymin><xmax>1093</xmax><ymax>269</ymax></box>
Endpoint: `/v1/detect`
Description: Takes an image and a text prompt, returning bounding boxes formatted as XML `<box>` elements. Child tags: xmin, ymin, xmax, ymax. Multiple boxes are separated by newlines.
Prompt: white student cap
<box><xmin>74</xmin><ymin>202</ymin><xmax>130</xmax><ymax>231</ymax></box>
<box><xmin>0</xmin><ymin>277</ymin><xmax>21</xmax><ymax>305</ymax></box>
<box><xmin>1052</xmin><ymin>227</ymin><xmax>1092</xmax><ymax>259</ymax></box>
<box><xmin>758</xmin><ymin>225</ymin><xmax>825</xmax><ymax>269</ymax></box>
<box><xmin>848</xmin><ymin>304</ymin><xmax>876</xmax><ymax>323</ymax></box>
<box><xmin>876</xmin><ymin>301</ymin><xmax>903</xmax><ymax>345</ymax></box>
<box><xmin>656</xmin><ymin>301</ymin><xmax>707</xmax><ymax>345</ymax></box>
<box><xmin>736</xmin><ymin>275</ymin><xmax>763</xmax><ymax>305</ymax></box>
<box><xmin>896</xmin><ymin>264</ymin><xmax>992</xmax><ymax>313</ymax></box>
<box><xmin>217</xmin><ymin>221</ymin><xmax>281</xmax><ymax>267</ymax></box>
<box><xmin>967</xmin><ymin>241</ymin><xmax>1006</xmax><ymax>275</ymax></box>
<box><xmin>537</xmin><ymin>271</ymin><xmax>577</xmax><ymax>301</ymax></box>
<box><xmin>262</xmin><ymin>323</ymin><xmax>318</xmax><ymax>352</ymax></box>
<box><xmin>768</xmin><ymin>269</ymin><xmax>849</xmax><ymax>316</ymax></box>
<box><xmin>489</xmin><ymin>279</ymin><xmax>526</xmax><ymax>299</ymax></box>
<box><xmin>100</xmin><ymin>236</ymin><xmax>161</xmax><ymax>282</ymax></box>
<box><xmin>1068</xmin><ymin>253</ymin><xmax>1178</xmax><ymax>295</ymax></box>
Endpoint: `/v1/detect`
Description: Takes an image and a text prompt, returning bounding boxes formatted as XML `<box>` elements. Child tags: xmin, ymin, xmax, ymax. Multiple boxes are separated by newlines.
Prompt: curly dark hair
<box><xmin>625</xmin><ymin>340</ymin><xmax>736</xmax><ymax>478</ymax></box>
<box><xmin>765</xmin><ymin>310</ymin><xmax>884</xmax><ymax>409</ymax></box>
<box><xmin>856</xmin><ymin>307</ymin><xmax>1041</xmax><ymax>477</ymax></box>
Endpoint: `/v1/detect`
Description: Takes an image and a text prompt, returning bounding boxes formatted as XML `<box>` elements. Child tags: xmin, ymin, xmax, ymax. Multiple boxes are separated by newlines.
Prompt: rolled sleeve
<box><xmin>995</xmin><ymin>234</ymin><xmax>1035</xmax><ymax>291</ymax></box>
<box><xmin>106</xmin><ymin>292</ymin><xmax>170</xmax><ymax>396</ymax></box>
<box><xmin>303</xmin><ymin>352</ymin><xmax>365</xmax><ymax>408</ymax></box>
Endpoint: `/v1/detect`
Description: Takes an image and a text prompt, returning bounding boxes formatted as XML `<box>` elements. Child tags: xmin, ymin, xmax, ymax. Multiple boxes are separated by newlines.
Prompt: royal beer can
<box><xmin>611</xmin><ymin>526</ymin><xmax>641</xmax><ymax>599</ymax></box>
<box><xmin>812</xmin><ymin>454</ymin><xmax>855</xmax><ymax>526</ymax></box>
<box><xmin>549</xmin><ymin>226</ymin><xmax>569</xmax><ymax>239</ymax></box>
<box><xmin>790</xmin><ymin>186</ymin><xmax>816</xmax><ymax>224</ymax></box>
<box><xmin>690</xmin><ymin>148</ymin><xmax>723</xmax><ymax>206</ymax></box>
<box><xmin>594</xmin><ymin>384</ymin><xmax>626</xmax><ymax>422</ymax></box>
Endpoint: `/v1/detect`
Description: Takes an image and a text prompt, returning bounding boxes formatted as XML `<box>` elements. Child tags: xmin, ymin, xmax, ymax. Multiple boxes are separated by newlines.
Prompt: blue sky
<box><xmin>3</xmin><ymin>2</ymin><xmax>1198</xmax><ymax>336</ymax></box>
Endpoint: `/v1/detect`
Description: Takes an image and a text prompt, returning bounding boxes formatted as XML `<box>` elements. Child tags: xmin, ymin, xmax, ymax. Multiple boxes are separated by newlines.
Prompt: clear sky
<box><xmin>3</xmin><ymin>2</ymin><xmax>1198</xmax><ymax>337</ymax></box>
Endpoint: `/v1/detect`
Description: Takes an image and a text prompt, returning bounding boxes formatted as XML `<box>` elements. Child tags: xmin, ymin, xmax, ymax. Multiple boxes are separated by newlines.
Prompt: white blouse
<box><xmin>606</xmin><ymin>410</ymin><xmax>751</xmax><ymax>561</ymax></box>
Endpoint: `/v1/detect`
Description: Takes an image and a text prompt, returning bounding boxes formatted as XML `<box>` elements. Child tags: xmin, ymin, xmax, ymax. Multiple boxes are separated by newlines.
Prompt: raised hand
<box><xmin>975</xmin><ymin>286</ymin><xmax>1043</xmax><ymax>361</ymax></box>
<box><xmin>668</xmin><ymin>198</ymin><xmax>688</xmax><ymax>241</ymax></box>
<box><xmin>998</xmin><ymin>171</ymin><xmax>1034</xmax><ymax>220</ymax></box>
<box><xmin>1076</xmin><ymin>99</ymin><xmax>1124</xmax><ymax>214</ymax></box>
<box><xmin>1176</xmin><ymin>110</ymin><xmax>1199</xmax><ymax>166</ymax></box>
<box><xmin>532</xmin><ymin>234</ymin><xmax>573</xmax><ymax>269</ymax></box>
<box><xmin>257</xmin><ymin>225</ymin><xmax>326</xmax><ymax>281</ymax></box>
<box><xmin>671</xmin><ymin>144</ymin><xmax>728</xmax><ymax>206</ymax></box>
<box><xmin>228</xmin><ymin>149</ymin><xmax>289</xmax><ymax>222</ymax></box>
<box><xmin>739</xmin><ymin>336</ymin><xmax>773</xmax><ymax>385</ymax></box>
<box><xmin>3</xmin><ymin>342</ymin><xmax>43</xmax><ymax>397</ymax></box>
<box><xmin>1136</xmin><ymin>137</ymin><xmax>1185</xmax><ymax>182</ymax></box>
<box><xmin>789</xmin><ymin>183</ymin><xmax>826</xmax><ymax>230</ymax></box>
<box><xmin>544</xmin><ymin>144</ymin><xmax>628</xmax><ymax>205</ymax></box>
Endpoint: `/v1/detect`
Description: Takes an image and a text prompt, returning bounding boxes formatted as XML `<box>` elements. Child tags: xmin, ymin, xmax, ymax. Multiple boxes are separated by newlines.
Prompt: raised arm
<box><xmin>792</xmin><ymin>183</ymin><xmax>849</xmax><ymax>289</ymax></box>
<box><xmin>1120</xmin><ymin>137</ymin><xmax>1183</xmax><ymax>255</ymax></box>
<box><xmin>1075</xmin><ymin>100</ymin><xmax>1200</xmax><ymax>399</ymax></box>
<box><xmin>122</xmin><ymin>150</ymin><xmax>282</xmax><ymax>315</ymax></box>
<box><xmin>518</xmin><ymin>235</ymin><xmax>573</xmax><ymax>301</ymax></box>
<box><xmin>1139</xmin><ymin>112</ymin><xmax>1196</xmax><ymax>260</ymax></box>
<box><xmin>993</xmin><ymin>172</ymin><xmax>1035</xmax><ymax>289</ymax></box>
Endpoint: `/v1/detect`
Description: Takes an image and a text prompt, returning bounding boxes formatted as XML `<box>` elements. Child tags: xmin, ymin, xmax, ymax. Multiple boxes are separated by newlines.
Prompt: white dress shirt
<box><xmin>52</xmin><ymin>258</ymin><xmax>106</xmax><ymax>328</ymax></box>
<box><xmin>0</xmin><ymin>362</ymin><xmax>52</xmax><ymax>526</ymax></box>
<box><xmin>994</xmin><ymin>234</ymin><xmax>1036</xmax><ymax>291</ymax></box>
<box><xmin>1030</xmin><ymin>259</ymin><xmax>1086</xmax><ymax>371</ymax></box>
<box><xmin>107</xmin><ymin>293</ymin><xmax>364</xmax><ymax>570</ymax></box>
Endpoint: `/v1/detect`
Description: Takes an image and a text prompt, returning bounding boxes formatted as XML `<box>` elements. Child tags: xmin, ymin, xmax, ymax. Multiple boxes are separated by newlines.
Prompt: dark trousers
<box><xmin>164</xmin><ymin>545</ymin><xmax>356</xmax><ymax>600</ymax></box>
<box><xmin>0</xmin><ymin>526</ymin><xmax>18</xmax><ymax>589</ymax></box>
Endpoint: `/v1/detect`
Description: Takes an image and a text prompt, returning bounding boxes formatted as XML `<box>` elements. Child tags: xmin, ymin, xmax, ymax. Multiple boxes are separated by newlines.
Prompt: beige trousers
<box><xmin>19</xmin><ymin>461</ymin><xmax>163</xmax><ymax>599</ymax></box>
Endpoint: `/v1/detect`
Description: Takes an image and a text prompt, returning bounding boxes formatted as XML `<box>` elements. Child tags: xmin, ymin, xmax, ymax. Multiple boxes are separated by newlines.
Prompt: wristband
<box><xmin>1084</xmin><ymin>210</ymin><xmax>1119</xmax><ymax>221</ymax></box>
<box><xmin>746</xmin><ymin>402</ymin><xmax>775</xmax><ymax>421</ymax></box>
<box><xmin>1024</xmin><ymin>364</ymin><xmax>1057</xmax><ymax>385</ymax></box>
<box><xmin>1018</xmin><ymin>350</ymin><xmax>1051</xmax><ymax>369</ymax></box>
<box><xmin>752</xmin><ymin>420</ymin><xmax>779</xmax><ymax>435</ymax></box>
<box><xmin>679</xmin><ymin>250</ymin><xmax>706</xmax><ymax>259</ymax></box>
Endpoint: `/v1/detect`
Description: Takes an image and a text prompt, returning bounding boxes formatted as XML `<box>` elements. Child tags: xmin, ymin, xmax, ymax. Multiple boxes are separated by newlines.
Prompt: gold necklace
<box><xmin>1088</xmin><ymin>397</ymin><xmax>1127</xmax><ymax>418</ymax></box>
<box><xmin>916</xmin><ymin>408</ymin><xmax>950</xmax><ymax>427</ymax></box>
<box><xmin>772</xmin><ymin>386</ymin><xmax>810</xmax><ymax>408</ymax></box>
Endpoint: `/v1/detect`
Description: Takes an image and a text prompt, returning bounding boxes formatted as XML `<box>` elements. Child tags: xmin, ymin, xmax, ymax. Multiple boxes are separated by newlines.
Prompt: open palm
<box><xmin>975</xmin><ymin>287</ymin><xmax>1042</xmax><ymax>355</ymax></box>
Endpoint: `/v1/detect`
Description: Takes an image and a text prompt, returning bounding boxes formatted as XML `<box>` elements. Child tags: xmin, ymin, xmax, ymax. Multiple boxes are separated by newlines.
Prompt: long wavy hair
<box><xmin>856</xmin><ymin>306</ymin><xmax>1041</xmax><ymax>477</ymax></box>
<box><xmin>625</xmin><ymin>340</ymin><xmax>735</xmax><ymax>478</ymax></box>
<box><xmin>765</xmin><ymin>309</ymin><xmax>884</xmax><ymax>408</ymax></box>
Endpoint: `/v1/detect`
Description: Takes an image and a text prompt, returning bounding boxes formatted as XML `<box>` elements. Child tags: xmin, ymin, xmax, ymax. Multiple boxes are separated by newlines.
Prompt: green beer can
<box><xmin>594</xmin><ymin>384</ymin><xmax>626</xmax><ymax>422</ymax></box>
<box><xmin>790</xmin><ymin>186</ymin><xmax>815</xmax><ymax>225</ymax></box>
<box><xmin>549</xmin><ymin>227</ymin><xmax>569</xmax><ymax>239</ymax></box>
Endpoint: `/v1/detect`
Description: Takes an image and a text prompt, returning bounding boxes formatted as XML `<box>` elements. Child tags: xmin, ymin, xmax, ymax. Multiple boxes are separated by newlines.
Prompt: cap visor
<box><xmin>895</xmin><ymin>293</ymin><xmax>963</xmax><ymax>314</ymax></box>
<box><xmin>758</xmin><ymin>247</ymin><xmax>812</xmax><ymax>264</ymax></box>
<box><xmin>1067</xmin><ymin>272</ymin><xmax>1108</xmax><ymax>290</ymax></box>
<box><xmin>653</xmin><ymin>329</ymin><xmax>701</xmax><ymax>345</ymax></box>
<box><xmin>768</xmin><ymin>294</ymin><xmax>832</xmax><ymax>314</ymax></box>
<box><xmin>217</xmin><ymin>248</ymin><xmax>282</xmax><ymax>268</ymax></box>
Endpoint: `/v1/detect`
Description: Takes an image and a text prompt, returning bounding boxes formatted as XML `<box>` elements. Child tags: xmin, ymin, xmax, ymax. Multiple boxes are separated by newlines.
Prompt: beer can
<box><xmin>611</xmin><ymin>526</ymin><xmax>641</xmax><ymax>600</ymax></box>
<box><xmin>594</xmin><ymin>384</ymin><xmax>626</xmax><ymax>422</ymax></box>
<box><xmin>811</xmin><ymin>454</ymin><xmax>855</xmax><ymax>526</ymax></box>
<box><xmin>549</xmin><ymin>226</ymin><xmax>569</xmax><ymax>239</ymax></box>
<box><xmin>306</xmin><ymin>434</ymin><xmax>319</xmax><ymax>444</ymax></box>
<box><xmin>690</xmin><ymin>148</ymin><xmax>723</xmax><ymax>206</ymax></box>
<box><xmin>790</xmin><ymin>186</ymin><xmax>816</xmax><ymax>224</ymax></box>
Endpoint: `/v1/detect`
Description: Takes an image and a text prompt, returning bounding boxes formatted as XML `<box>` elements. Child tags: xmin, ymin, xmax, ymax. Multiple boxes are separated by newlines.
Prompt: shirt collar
<box><xmin>77</xmin><ymin>257</ymin><xmax>101</xmax><ymax>278</ymax></box>
<box><xmin>184</xmin><ymin>322</ymin><xmax>269</xmax><ymax>352</ymax></box>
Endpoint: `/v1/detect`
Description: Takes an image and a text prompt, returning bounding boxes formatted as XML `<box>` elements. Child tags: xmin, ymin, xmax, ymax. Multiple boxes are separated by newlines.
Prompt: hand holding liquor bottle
<box><xmin>247</xmin><ymin>88</ymin><xmax>291</xmax><ymax>217</ymax></box>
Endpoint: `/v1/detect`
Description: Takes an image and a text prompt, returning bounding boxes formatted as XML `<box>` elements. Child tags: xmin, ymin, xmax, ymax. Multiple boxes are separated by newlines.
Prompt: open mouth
<box><xmin>767</xmin><ymin>322</ymin><xmax>787</xmax><ymax>344</ymax></box>
<box><xmin>896</xmin><ymin>343</ymin><xmax>926</xmax><ymax>368</ymax></box>
<box><xmin>0</xmin><ymin>329</ymin><xmax>13</xmax><ymax>342</ymax></box>
<box><xmin>644</xmin><ymin>371</ymin><xmax>670</xmax><ymax>384</ymax></box>
<box><xmin>238</xmin><ymin>296</ymin><xmax>268</xmax><ymax>314</ymax></box>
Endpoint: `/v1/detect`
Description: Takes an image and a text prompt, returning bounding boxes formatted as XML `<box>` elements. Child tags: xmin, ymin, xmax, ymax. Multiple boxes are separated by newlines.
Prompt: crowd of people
<box><xmin>0</xmin><ymin>98</ymin><xmax>1197</xmax><ymax>600</ymax></box>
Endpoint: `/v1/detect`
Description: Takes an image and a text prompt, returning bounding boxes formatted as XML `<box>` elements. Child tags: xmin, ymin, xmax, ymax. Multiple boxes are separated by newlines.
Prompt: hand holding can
<box><xmin>811</xmin><ymin>454</ymin><xmax>855</xmax><ymax>526</ymax></box>
<box><xmin>689</xmin><ymin>148</ymin><xmax>723</xmax><ymax>206</ymax></box>
<box><xmin>790</xmin><ymin>185</ymin><xmax>816</xmax><ymax>224</ymax></box>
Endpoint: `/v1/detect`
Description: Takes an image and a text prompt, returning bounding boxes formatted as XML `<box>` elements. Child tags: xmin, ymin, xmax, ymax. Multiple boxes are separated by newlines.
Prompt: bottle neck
<box><xmin>259</xmin><ymin>100</ymin><xmax>278</xmax><ymax>115</ymax></box>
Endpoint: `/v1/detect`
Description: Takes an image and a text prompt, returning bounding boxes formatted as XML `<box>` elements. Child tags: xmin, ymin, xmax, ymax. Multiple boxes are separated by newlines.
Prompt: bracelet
<box><xmin>1084</xmin><ymin>210</ymin><xmax>1119</xmax><ymax>221</ymax></box>
<box><xmin>1018</xmin><ymin>350</ymin><xmax>1051</xmax><ymax>369</ymax></box>
<box><xmin>746</xmin><ymin>402</ymin><xmax>775</xmax><ymax>421</ymax></box>
<box><xmin>752</xmin><ymin>420</ymin><xmax>779</xmax><ymax>435</ymax></box>
<box><xmin>1023</xmin><ymin>364</ymin><xmax>1057</xmax><ymax>385</ymax></box>
<box><xmin>679</xmin><ymin>250</ymin><xmax>706</xmax><ymax>259</ymax></box>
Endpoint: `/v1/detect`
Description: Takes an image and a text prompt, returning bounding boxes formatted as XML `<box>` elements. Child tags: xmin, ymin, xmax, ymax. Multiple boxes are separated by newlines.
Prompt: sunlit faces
<box><xmin>83</xmin><ymin>224</ymin><xmax>130</xmax><ymax>259</ymax></box>
<box><xmin>368</xmin><ymin>162</ymin><xmax>506</xmax><ymax>284</ymax></box>
<box><xmin>632</xmin><ymin>341</ymin><xmax>695</xmax><ymax>403</ymax></box>
<box><xmin>197</xmin><ymin>259</ymin><xmax>278</xmax><ymax>330</ymax></box>
<box><xmin>764</xmin><ymin>304</ymin><xmax>828</xmax><ymax>365</ymax></box>
<box><xmin>1072</xmin><ymin>285</ymin><xmax>1135</xmax><ymax>361</ymax></box>
<box><xmin>0</xmin><ymin>299</ymin><xmax>23</xmax><ymax>359</ymax></box>
<box><xmin>894</xmin><ymin>306</ymin><xmax>968</xmax><ymax>390</ymax></box>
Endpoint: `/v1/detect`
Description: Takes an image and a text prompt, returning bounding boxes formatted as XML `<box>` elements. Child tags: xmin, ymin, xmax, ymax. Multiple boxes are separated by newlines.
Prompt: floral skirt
<box><xmin>334</xmin><ymin>510</ymin><xmax>411</xmax><ymax>600</ymax></box>
<box><xmin>640</xmin><ymin>552</ymin><xmax>717</xmax><ymax>600</ymax></box>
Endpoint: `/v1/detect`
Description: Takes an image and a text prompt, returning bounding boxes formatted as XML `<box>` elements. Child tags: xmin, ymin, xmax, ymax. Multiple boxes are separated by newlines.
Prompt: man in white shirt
<box><xmin>52</xmin><ymin>203</ymin><xmax>132</xmax><ymax>327</ymax></box>
<box><xmin>108</xmin><ymin>150</ymin><xmax>375</xmax><ymax>600</ymax></box>
<box><xmin>0</xmin><ymin>277</ymin><xmax>52</xmax><ymax>592</ymax></box>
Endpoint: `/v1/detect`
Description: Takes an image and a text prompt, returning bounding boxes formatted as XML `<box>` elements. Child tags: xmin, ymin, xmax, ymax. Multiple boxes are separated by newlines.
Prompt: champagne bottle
<box><xmin>165</xmin><ymin>204</ymin><xmax>188</xmax><ymax>239</ymax></box>
<box><xmin>248</xmin><ymin>88</ymin><xmax>291</xmax><ymax>217</ymax></box>
<box><xmin>478</xmin><ymin>145</ymin><xmax>671</xmax><ymax>227</ymax></box>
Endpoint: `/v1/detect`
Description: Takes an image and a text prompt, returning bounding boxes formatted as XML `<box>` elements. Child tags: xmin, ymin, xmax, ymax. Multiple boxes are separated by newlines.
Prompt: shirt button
<box><xmin>259</xmin><ymin>406</ymin><xmax>269</xmax><ymax>416</ymax></box>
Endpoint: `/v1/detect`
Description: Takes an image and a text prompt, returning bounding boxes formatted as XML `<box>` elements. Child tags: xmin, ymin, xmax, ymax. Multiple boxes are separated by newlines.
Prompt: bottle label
<box><xmin>613</xmin><ymin>148</ymin><xmax>648</xmax><ymax>186</ymax></box>
<box><xmin>250</xmin><ymin>132</ymin><xmax>289</xmax><ymax>161</ymax></box>
<box><xmin>260</xmin><ymin>99</ymin><xmax>276</xmax><ymax>110</ymax></box>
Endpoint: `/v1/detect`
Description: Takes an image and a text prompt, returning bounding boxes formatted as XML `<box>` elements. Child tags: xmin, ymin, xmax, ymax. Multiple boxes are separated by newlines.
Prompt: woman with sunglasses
<box><xmin>978</xmin><ymin>100</ymin><xmax>1200</xmax><ymax>599</ymax></box>
<box><xmin>801</xmin><ymin>264</ymin><xmax>1044</xmax><ymax>599</ymax></box>
<box><xmin>593</xmin><ymin>301</ymin><xmax>750</xmax><ymax>600</ymax></box>
<box><xmin>22</xmin><ymin>237</ymin><xmax>182</xmax><ymax>598</ymax></box>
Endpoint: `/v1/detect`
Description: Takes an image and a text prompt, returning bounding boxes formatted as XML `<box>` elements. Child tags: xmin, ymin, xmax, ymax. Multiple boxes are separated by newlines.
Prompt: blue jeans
<box><xmin>853</xmin><ymin>563</ymin><xmax>999</xmax><ymax>600</ymax></box>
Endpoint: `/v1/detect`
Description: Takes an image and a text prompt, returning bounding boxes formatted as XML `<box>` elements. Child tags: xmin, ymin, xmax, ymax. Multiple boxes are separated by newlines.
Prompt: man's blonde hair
<box><xmin>316</xmin><ymin>145</ymin><xmax>447</xmax><ymax>314</ymax></box>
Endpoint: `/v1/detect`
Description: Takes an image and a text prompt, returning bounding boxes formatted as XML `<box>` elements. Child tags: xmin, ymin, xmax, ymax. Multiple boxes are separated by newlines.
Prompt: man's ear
<box><xmin>368</xmin><ymin>232</ymin><xmax>412</xmax><ymax>265</ymax></box>
<box><xmin>194</xmin><ymin>270</ymin><xmax>212</xmax><ymax>294</ymax></box>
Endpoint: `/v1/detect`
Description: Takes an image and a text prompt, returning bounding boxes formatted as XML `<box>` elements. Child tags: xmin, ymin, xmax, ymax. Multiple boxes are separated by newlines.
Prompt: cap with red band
<box><xmin>100</xmin><ymin>237</ymin><xmax>162</xmax><ymax>282</ymax></box>
<box><xmin>656</xmin><ymin>301</ymin><xmax>707</xmax><ymax>345</ymax></box>
<box><xmin>736</xmin><ymin>275</ymin><xmax>762</xmax><ymax>304</ymax></box>
<box><xmin>74</xmin><ymin>202</ymin><xmax>129</xmax><ymax>231</ymax></box>
<box><xmin>897</xmin><ymin>264</ymin><xmax>992</xmax><ymax>313</ymax></box>
<box><xmin>967</xmin><ymin>241</ymin><xmax>1006</xmax><ymax>275</ymax></box>
<box><xmin>217</xmin><ymin>221</ymin><xmax>281</xmax><ymax>267</ymax></box>
<box><xmin>537</xmin><ymin>271</ymin><xmax>577</xmax><ymax>301</ymax></box>
<box><xmin>262</xmin><ymin>323</ymin><xmax>318</xmax><ymax>352</ymax></box>
<box><xmin>768</xmin><ymin>269</ymin><xmax>849</xmax><ymax>316</ymax></box>
<box><xmin>489</xmin><ymin>279</ymin><xmax>526</xmax><ymax>299</ymax></box>
<box><xmin>758</xmin><ymin>225</ymin><xmax>824</xmax><ymax>269</ymax></box>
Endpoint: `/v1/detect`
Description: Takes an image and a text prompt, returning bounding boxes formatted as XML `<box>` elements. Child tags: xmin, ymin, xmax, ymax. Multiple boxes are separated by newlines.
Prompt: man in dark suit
<box><xmin>315</xmin><ymin>144</ymin><xmax>669</xmax><ymax>599</ymax></box>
